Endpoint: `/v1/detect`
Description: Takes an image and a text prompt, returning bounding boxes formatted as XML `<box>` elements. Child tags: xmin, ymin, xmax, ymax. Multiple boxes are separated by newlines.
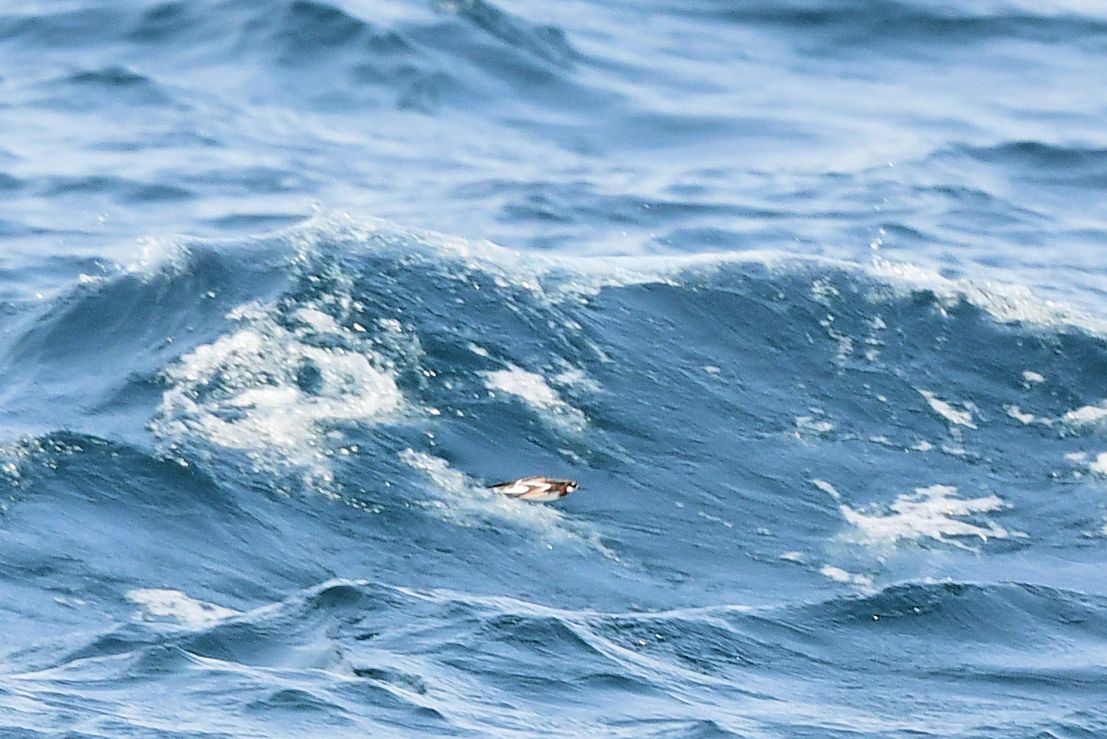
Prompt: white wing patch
<box><xmin>489</xmin><ymin>476</ymin><xmax>577</xmax><ymax>503</ymax></box>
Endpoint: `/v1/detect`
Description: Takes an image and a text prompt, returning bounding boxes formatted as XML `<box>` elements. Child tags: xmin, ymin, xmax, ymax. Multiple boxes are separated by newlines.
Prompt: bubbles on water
<box><xmin>483</xmin><ymin>365</ymin><xmax>587</xmax><ymax>432</ymax></box>
<box><xmin>127</xmin><ymin>235</ymin><xmax>191</xmax><ymax>278</ymax></box>
<box><xmin>868</xmin><ymin>256</ymin><xmax>1107</xmax><ymax>335</ymax></box>
<box><xmin>840</xmin><ymin>484</ymin><xmax>1014</xmax><ymax>548</ymax></box>
<box><xmin>153</xmin><ymin>301</ymin><xmax>403</xmax><ymax>489</ymax></box>
<box><xmin>809</xmin><ymin>479</ymin><xmax>841</xmax><ymax>500</ymax></box>
<box><xmin>1062</xmin><ymin>402</ymin><xmax>1107</xmax><ymax>427</ymax></box>
<box><xmin>127</xmin><ymin>588</ymin><xmax>239</xmax><ymax>628</ymax></box>
<box><xmin>1022</xmin><ymin>370</ymin><xmax>1046</xmax><ymax>385</ymax></box>
<box><xmin>819</xmin><ymin>565</ymin><xmax>874</xmax><ymax>590</ymax></box>
<box><xmin>794</xmin><ymin>414</ymin><xmax>835</xmax><ymax>438</ymax></box>
<box><xmin>919</xmin><ymin>390</ymin><xmax>977</xmax><ymax>429</ymax></box>
<box><xmin>1005</xmin><ymin>405</ymin><xmax>1037</xmax><ymax>425</ymax></box>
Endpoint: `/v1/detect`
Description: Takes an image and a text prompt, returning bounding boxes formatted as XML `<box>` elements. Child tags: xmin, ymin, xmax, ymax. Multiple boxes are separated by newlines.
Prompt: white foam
<box><xmin>378</xmin><ymin>318</ymin><xmax>403</xmax><ymax>333</ymax></box>
<box><xmin>154</xmin><ymin>306</ymin><xmax>402</xmax><ymax>486</ymax></box>
<box><xmin>810</xmin><ymin>479</ymin><xmax>841</xmax><ymax>500</ymax></box>
<box><xmin>295</xmin><ymin>306</ymin><xmax>341</xmax><ymax>333</ymax></box>
<box><xmin>1006</xmin><ymin>405</ymin><xmax>1036</xmax><ymax>425</ymax></box>
<box><xmin>794</xmin><ymin>415</ymin><xmax>834</xmax><ymax>435</ymax></box>
<box><xmin>398</xmin><ymin>449</ymin><xmax>614</xmax><ymax>559</ymax></box>
<box><xmin>866</xmin><ymin>256</ymin><xmax>1107</xmax><ymax>336</ymax></box>
<box><xmin>484</xmin><ymin>366</ymin><xmax>586</xmax><ymax>431</ymax></box>
<box><xmin>399</xmin><ymin>448</ymin><xmax>472</xmax><ymax>496</ymax></box>
<box><xmin>269</xmin><ymin>212</ymin><xmax>1107</xmax><ymax>339</ymax></box>
<box><xmin>1090</xmin><ymin>453</ymin><xmax>1107</xmax><ymax>475</ymax></box>
<box><xmin>553</xmin><ymin>367</ymin><xmax>600</xmax><ymax>393</ymax></box>
<box><xmin>841</xmin><ymin>484</ymin><xmax>1011</xmax><ymax>546</ymax></box>
<box><xmin>485</xmin><ymin>366</ymin><xmax>559</xmax><ymax>405</ymax></box>
<box><xmin>919</xmin><ymin>390</ymin><xmax>976</xmax><ymax>429</ymax></box>
<box><xmin>287</xmin><ymin>212</ymin><xmax>554</xmax><ymax>299</ymax></box>
<box><xmin>810</xmin><ymin>277</ymin><xmax>840</xmax><ymax>302</ymax></box>
<box><xmin>779</xmin><ymin>551</ymin><xmax>805</xmax><ymax>563</ymax></box>
<box><xmin>127</xmin><ymin>588</ymin><xmax>238</xmax><ymax>628</ymax></box>
<box><xmin>697</xmin><ymin>510</ymin><xmax>735</xmax><ymax>529</ymax></box>
<box><xmin>819</xmin><ymin>565</ymin><xmax>874</xmax><ymax>589</ymax></box>
<box><xmin>1063</xmin><ymin>403</ymin><xmax>1107</xmax><ymax>426</ymax></box>
<box><xmin>1022</xmin><ymin>370</ymin><xmax>1045</xmax><ymax>384</ymax></box>
<box><xmin>126</xmin><ymin>236</ymin><xmax>190</xmax><ymax>278</ymax></box>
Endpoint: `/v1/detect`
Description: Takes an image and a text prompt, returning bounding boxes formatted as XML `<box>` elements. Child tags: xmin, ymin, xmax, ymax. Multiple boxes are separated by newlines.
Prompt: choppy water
<box><xmin>2</xmin><ymin>1</ymin><xmax>1107</xmax><ymax>736</ymax></box>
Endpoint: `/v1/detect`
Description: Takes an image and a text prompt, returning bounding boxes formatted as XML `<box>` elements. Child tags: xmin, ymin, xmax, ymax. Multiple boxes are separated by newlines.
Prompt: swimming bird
<box><xmin>487</xmin><ymin>476</ymin><xmax>578</xmax><ymax>502</ymax></box>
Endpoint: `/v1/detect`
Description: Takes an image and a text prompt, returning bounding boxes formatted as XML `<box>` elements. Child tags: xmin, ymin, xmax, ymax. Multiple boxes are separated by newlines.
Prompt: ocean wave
<box><xmin>11</xmin><ymin>576</ymin><xmax>1106</xmax><ymax>734</ymax></box>
<box><xmin>5</xmin><ymin>0</ymin><xmax>1107</xmax><ymax>731</ymax></box>
<box><xmin>6</xmin><ymin>214</ymin><xmax>1107</xmax><ymax>503</ymax></box>
<box><xmin>3</xmin><ymin>216</ymin><xmax>1107</xmax><ymax>735</ymax></box>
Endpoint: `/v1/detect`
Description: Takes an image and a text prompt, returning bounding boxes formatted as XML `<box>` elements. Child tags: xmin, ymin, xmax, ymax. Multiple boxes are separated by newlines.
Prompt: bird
<box><xmin>487</xmin><ymin>476</ymin><xmax>578</xmax><ymax>502</ymax></box>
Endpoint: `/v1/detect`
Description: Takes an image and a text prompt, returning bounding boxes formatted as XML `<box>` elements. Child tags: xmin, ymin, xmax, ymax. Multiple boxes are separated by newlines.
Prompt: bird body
<box><xmin>488</xmin><ymin>476</ymin><xmax>578</xmax><ymax>502</ymax></box>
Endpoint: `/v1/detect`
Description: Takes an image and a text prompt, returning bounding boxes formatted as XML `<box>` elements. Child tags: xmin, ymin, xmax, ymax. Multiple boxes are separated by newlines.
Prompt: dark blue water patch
<box><xmin>0</xmin><ymin>245</ymin><xmax>290</xmax><ymax>439</ymax></box>
<box><xmin>695</xmin><ymin>1</ymin><xmax>1107</xmax><ymax>48</ymax></box>
<box><xmin>67</xmin><ymin>65</ymin><xmax>157</xmax><ymax>90</ymax></box>
<box><xmin>794</xmin><ymin>581</ymin><xmax>1107</xmax><ymax>641</ymax></box>
<box><xmin>88</xmin><ymin>130</ymin><xmax>223</xmax><ymax>152</ymax></box>
<box><xmin>0</xmin><ymin>255</ymin><xmax>112</xmax><ymax>332</ymax></box>
<box><xmin>650</xmin><ymin>226</ymin><xmax>750</xmax><ymax>252</ymax></box>
<box><xmin>202</xmin><ymin>212</ymin><xmax>310</xmax><ymax>232</ymax></box>
<box><xmin>397</xmin><ymin>25</ymin><xmax>592</xmax><ymax>115</ymax></box>
<box><xmin>955</xmin><ymin>141</ymin><xmax>1107</xmax><ymax>190</ymax></box>
<box><xmin>0</xmin><ymin>7</ymin><xmax>124</xmax><ymax>46</ymax></box>
<box><xmin>0</xmin><ymin>219</ymin><xmax>39</xmax><ymax>239</ymax></box>
<box><xmin>910</xmin><ymin>183</ymin><xmax>1050</xmax><ymax>230</ymax></box>
<box><xmin>249</xmin><ymin>686</ymin><xmax>352</xmax><ymax>715</ymax></box>
<box><xmin>230</xmin><ymin>4</ymin><xmax>435</xmax><ymax>113</ymax></box>
<box><xmin>23</xmin><ymin>67</ymin><xmax>185</xmax><ymax>114</ymax></box>
<box><xmin>266</xmin><ymin>0</ymin><xmax>376</xmax><ymax>54</ymax></box>
<box><xmin>37</xmin><ymin>175</ymin><xmax>194</xmax><ymax>203</ymax></box>
<box><xmin>439</xmin><ymin>0</ymin><xmax>579</xmax><ymax>68</ymax></box>
<box><xmin>474</xmin><ymin>179</ymin><xmax>787</xmax><ymax>231</ymax></box>
<box><xmin>125</xmin><ymin>1</ymin><xmax>196</xmax><ymax>44</ymax></box>
<box><xmin>179</xmin><ymin>166</ymin><xmax>314</xmax><ymax>195</ymax></box>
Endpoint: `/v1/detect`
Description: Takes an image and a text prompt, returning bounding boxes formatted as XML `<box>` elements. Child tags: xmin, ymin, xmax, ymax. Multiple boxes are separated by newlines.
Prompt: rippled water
<box><xmin>2</xmin><ymin>1</ymin><xmax>1107</xmax><ymax>736</ymax></box>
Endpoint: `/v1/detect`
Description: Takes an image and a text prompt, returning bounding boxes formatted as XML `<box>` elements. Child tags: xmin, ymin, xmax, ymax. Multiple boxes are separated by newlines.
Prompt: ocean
<box><xmin>2</xmin><ymin>1</ymin><xmax>1107</xmax><ymax>736</ymax></box>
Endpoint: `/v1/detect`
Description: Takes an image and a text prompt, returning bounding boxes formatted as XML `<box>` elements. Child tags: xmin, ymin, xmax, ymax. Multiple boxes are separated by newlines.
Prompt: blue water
<box><xmin>2</xmin><ymin>1</ymin><xmax>1107</xmax><ymax>735</ymax></box>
